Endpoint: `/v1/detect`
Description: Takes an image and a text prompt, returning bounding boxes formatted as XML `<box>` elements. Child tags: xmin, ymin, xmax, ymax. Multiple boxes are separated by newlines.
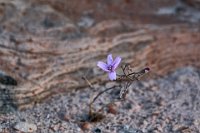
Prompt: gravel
<box><xmin>0</xmin><ymin>67</ymin><xmax>200</xmax><ymax>133</ymax></box>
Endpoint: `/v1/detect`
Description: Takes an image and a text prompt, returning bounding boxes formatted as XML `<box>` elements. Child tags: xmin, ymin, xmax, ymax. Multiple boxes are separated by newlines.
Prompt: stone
<box><xmin>14</xmin><ymin>122</ymin><xmax>37</xmax><ymax>133</ymax></box>
<box><xmin>0</xmin><ymin>0</ymin><xmax>199</xmax><ymax>112</ymax></box>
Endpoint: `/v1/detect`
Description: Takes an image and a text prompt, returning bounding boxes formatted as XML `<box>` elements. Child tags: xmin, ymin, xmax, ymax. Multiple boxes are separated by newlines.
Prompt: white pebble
<box><xmin>14</xmin><ymin>122</ymin><xmax>37</xmax><ymax>132</ymax></box>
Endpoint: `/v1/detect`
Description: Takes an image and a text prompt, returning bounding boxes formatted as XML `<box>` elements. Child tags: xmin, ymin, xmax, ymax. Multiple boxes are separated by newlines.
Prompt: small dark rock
<box><xmin>0</xmin><ymin>72</ymin><xmax>17</xmax><ymax>86</ymax></box>
<box><xmin>94</xmin><ymin>128</ymin><xmax>101</xmax><ymax>133</ymax></box>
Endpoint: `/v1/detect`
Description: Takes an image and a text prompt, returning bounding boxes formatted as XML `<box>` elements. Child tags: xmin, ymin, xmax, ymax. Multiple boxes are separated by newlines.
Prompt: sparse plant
<box><xmin>82</xmin><ymin>54</ymin><xmax>150</xmax><ymax>122</ymax></box>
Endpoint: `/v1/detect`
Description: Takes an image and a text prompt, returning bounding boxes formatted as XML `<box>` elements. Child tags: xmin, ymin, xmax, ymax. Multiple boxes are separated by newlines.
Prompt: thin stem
<box><xmin>82</xmin><ymin>76</ymin><xmax>94</xmax><ymax>89</ymax></box>
<box><xmin>117</xmin><ymin>67</ymin><xmax>148</xmax><ymax>81</ymax></box>
<box><xmin>89</xmin><ymin>87</ymin><xmax>115</xmax><ymax>116</ymax></box>
<box><xmin>90</xmin><ymin>87</ymin><xmax>114</xmax><ymax>106</ymax></box>
<box><xmin>82</xmin><ymin>75</ymin><xmax>116</xmax><ymax>116</ymax></box>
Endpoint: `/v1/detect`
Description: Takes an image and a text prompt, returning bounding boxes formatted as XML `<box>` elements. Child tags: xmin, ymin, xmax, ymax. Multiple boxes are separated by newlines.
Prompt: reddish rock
<box><xmin>182</xmin><ymin>0</ymin><xmax>200</xmax><ymax>9</ymax></box>
<box><xmin>0</xmin><ymin>0</ymin><xmax>199</xmax><ymax>110</ymax></box>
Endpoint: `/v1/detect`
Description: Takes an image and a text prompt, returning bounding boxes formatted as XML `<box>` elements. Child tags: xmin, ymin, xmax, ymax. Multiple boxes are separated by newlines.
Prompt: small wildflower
<box><xmin>97</xmin><ymin>54</ymin><xmax>121</xmax><ymax>80</ymax></box>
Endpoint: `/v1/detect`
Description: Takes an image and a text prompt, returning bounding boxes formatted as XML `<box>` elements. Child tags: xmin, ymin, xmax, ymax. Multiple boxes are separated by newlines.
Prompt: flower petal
<box><xmin>108</xmin><ymin>71</ymin><xmax>116</xmax><ymax>80</ymax></box>
<box><xmin>112</xmin><ymin>57</ymin><xmax>121</xmax><ymax>70</ymax></box>
<box><xmin>97</xmin><ymin>61</ymin><xmax>109</xmax><ymax>72</ymax></box>
<box><xmin>107</xmin><ymin>54</ymin><xmax>113</xmax><ymax>65</ymax></box>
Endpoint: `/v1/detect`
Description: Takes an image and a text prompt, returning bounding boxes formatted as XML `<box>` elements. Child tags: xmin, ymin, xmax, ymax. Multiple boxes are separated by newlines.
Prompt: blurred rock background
<box><xmin>0</xmin><ymin>0</ymin><xmax>199</xmax><ymax>110</ymax></box>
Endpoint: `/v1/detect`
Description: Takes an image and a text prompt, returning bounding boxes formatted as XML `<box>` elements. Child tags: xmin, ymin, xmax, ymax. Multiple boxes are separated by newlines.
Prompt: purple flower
<box><xmin>97</xmin><ymin>54</ymin><xmax>121</xmax><ymax>80</ymax></box>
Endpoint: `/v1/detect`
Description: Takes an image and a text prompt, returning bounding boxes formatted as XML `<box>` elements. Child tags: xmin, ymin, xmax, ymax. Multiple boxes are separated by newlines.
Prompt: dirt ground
<box><xmin>0</xmin><ymin>67</ymin><xmax>200</xmax><ymax>133</ymax></box>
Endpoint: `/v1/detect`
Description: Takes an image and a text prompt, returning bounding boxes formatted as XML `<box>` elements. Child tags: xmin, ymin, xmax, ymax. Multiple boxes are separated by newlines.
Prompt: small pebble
<box><xmin>50</xmin><ymin>124</ymin><xmax>60</xmax><ymax>132</ymax></box>
<box><xmin>80</xmin><ymin>122</ymin><xmax>91</xmax><ymax>130</ymax></box>
<box><xmin>94</xmin><ymin>128</ymin><xmax>101</xmax><ymax>133</ymax></box>
<box><xmin>63</xmin><ymin>114</ymin><xmax>70</xmax><ymax>121</ymax></box>
<box><xmin>107</xmin><ymin>104</ymin><xmax>118</xmax><ymax>114</ymax></box>
<box><xmin>14</xmin><ymin>122</ymin><xmax>37</xmax><ymax>132</ymax></box>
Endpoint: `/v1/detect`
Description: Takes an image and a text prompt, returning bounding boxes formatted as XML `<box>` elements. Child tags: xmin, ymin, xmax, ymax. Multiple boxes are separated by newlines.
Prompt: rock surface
<box><xmin>0</xmin><ymin>0</ymin><xmax>199</xmax><ymax>110</ymax></box>
<box><xmin>0</xmin><ymin>67</ymin><xmax>199</xmax><ymax>133</ymax></box>
<box><xmin>182</xmin><ymin>0</ymin><xmax>200</xmax><ymax>9</ymax></box>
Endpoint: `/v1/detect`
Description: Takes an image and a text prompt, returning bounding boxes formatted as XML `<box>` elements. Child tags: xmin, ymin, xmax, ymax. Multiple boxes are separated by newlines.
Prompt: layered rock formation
<box><xmin>0</xmin><ymin>0</ymin><xmax>199</xmax><ymax>110</ymax></box>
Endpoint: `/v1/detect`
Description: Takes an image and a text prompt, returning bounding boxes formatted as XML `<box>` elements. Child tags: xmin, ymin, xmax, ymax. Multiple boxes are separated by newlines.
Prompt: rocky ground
<box><xmin>0</xmin><ymin>67</ymin><xmax>200</xmax><ymax>133</ymax></box>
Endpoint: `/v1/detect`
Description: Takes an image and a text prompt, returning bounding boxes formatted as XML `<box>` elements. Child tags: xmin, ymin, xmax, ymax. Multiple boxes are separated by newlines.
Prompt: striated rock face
<box><xmin>182</xmin><ymin>0</ymin><xmax>200</xmax><ymax>9</ymax></box>
<box><xmin>0</xmin><ymin>0</ymin><xmax>199</xmax><ymax>110</ymax></box>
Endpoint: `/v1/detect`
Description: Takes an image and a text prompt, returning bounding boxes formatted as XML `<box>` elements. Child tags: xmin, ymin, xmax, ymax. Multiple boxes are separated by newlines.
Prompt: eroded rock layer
<box><xmin>0</xmin><ymin>0</ymin><xmax>199</xmax><ymax>110</ymax></box>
